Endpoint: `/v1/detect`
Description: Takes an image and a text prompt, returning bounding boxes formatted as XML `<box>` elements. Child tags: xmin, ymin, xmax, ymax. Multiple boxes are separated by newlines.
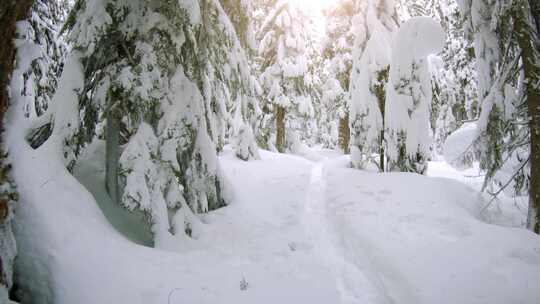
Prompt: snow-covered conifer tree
<box><xmin>257</xmin><ymin>0</ymin><xmax>314</xmax><ymax>153</ymax></box>
<box><xmin>13</xmin><ymin>0</ymin><xmax>67</xmax><ymax>120</ymax></box>
<box><xmin>10</xmin><ymin>0</ymin><xmax>68</xmax><ymax>153</ymax></box>
<box><xmin>218</xmin><ymin>0</ymin><xmax>263</xmax><ymax>160</ymax></box>
<box><xmin>319</xmin><ymin>78</ymin><xmax>343</xmax><ymax>149</ymax></box>
<box><xmin>302</xmin><ymin>14</ymin><xmax>325</xmax><ymax>147</ymax></box>
<box><xmin>62</xmin><ymin>0</ymin><xmax>254</xmax><ymax>247</ymax></box>
<box><xmin>197</xmin><ymin>0</ymin><xmax>260</xmax><ymax>152</ymax></box>
<box><xmin>348</xmin><ymin>0</ymin><xmax>397</xmax><ymax>169</ymax></box>
<box><xmin>2</xmin><ymin>0</ymin><xmax>67</xmax><ymax>299</ymax></box>
<box><xmin>349</xmin><ymin>21</ymin><xmax>392</xmax><ymax>169</ymax></box>
<box><xmin>516</xmin><ymin>0</ymin><xmax>540</xmax><ymax>233</ymax></box>
<box><xmin>384</xmin><ymin>17</ymin><xmax>445</xmax><ymax>174</ymax></box>
<box><xmin>322</xmin><ymin>0</ymin><xmax>356</xmax><ymax>152</ymax></box>
<box><xmin>458</xmin><ymin>0</ymin><xmax>513</xmax><ymax>185</ymax></box>
<box><xmin>400</xmin><ymin>0</ymin><xmax>476</xmax><ymax>155</ymax></box>
<box><xmin>460</xmin><ymin>0</ymin><xmax>540</xmax><ymax>233</ymax></box>
<box><xmin>458</xmin><ymin>0</ymin><xmax>525</xmax><ymax>188</ymax></box>
<box><xmin>220</xmin><ymin>0</ymin><xmax>257</xmax><ymax>52</ymax></box>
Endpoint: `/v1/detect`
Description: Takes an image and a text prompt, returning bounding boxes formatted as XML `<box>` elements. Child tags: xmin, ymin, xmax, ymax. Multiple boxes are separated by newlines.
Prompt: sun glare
<box><xmin>289</xmin><ymin>0</ymin><xmax>334</xmax><ymax>33</ymax></box>
<box><xmin>290</xmin><ymin>0</ymin><xmax>334</xmax><ymax>12</ymax></box>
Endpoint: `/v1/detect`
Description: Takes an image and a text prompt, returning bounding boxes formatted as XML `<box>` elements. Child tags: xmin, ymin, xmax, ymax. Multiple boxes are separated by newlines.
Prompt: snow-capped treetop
<box><xmin>389</xmin><ymin>17</ymin><xmax>445</xmax><ymax>87</ymax></box>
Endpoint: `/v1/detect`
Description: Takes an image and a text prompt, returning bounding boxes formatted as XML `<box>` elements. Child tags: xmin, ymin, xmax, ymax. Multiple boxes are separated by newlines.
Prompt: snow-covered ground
<box><xmin>11</xmin><ymin>143</ymin><xmax>540</xmax><ymax>303</ymax></box>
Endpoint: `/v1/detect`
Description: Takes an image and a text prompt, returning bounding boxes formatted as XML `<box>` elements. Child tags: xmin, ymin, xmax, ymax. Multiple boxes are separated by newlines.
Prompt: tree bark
<box><xmin>375</xmin><ymin>68</ymin><xmax>389</xmax><ymax>172</ymax></box>
<box><xmin>529</xmin><ymin>0</ymin><xmax>540</xmax><ymax>34</ymax></box>
<box><xmin>339</xmin><ymin>114</ymin><xmax>350</xmax><ymax>154</ymax></box>
<box><xmin>1</xmin><ymin>1</ymin><xmax>33</xmax><ymax>130</ymax></box>
<box><xmin>276</xmin><ymin>105</ymin><xmax>285</xmax><ymax>153</ymax></box>
<box><xmin>105</xmin><ymin>110</ymin><xmax>120</xmax><ymax>205</ymax></box>
<box><xmin>515</xmin><ymin>2</ymin><xmax>540</xmax><ymax>233</ymax></box>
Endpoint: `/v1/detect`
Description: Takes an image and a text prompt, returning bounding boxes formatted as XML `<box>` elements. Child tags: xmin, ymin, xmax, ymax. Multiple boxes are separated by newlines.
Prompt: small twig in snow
<box><xmin>480</xmin><ymin>156</ymin><xmax>530</xmax><ymax>214</ymax></box>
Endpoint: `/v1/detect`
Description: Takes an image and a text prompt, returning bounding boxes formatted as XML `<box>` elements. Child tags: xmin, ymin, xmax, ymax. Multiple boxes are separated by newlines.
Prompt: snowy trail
<box><xmin>302</xmin><ymin>160</ymin><xmax>393</xmax><ymax>304</ymax></box>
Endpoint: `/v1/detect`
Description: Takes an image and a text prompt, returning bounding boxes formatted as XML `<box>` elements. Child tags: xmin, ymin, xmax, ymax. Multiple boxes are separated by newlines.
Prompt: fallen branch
<box><xmin>480</xmin><ymin>155</ymin><xmax>530</xmax><ymax>214</ymax></box>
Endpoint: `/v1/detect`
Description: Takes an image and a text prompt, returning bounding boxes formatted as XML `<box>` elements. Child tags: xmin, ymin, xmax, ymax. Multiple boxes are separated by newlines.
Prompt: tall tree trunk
<box><xmin>516</xmin><ymin>2</ymin><xmax>540</xmax><ymax>233</ymax></box>
<box><xmin>375</xmin><ymin>68</ymin><xmax>389</xmax><ymax>172</ymax></box>
<box><xmin>530</xmin><ymin>0</ymin><xmax>540</xmax><ymax>34</ymax></box>
<box><xmin>379</xmin><ymin>124</ymin><xmax>385</xmax><ymax>171</ymax></box>
<box><xmin>0</xmin><ymin>0</ymin><xmax>34</xmax><ymax>297</ymax></box>
<box><xmin>339</xmin><ymin>114</ymin><xmax>350</xmax><ymax>154</ymax></box>
<box><xmin>105</xmin><ymin>109</ymin><xmax>120</xmax><ymax>205</ymax></box>
<box><xmin>276</xmin><ymin>105</ymin><xmax>285</xmax><ymax>153</ymax></box>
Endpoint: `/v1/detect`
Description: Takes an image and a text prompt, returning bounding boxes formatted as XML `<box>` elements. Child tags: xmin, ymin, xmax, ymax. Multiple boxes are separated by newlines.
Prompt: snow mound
<box><xmin>325</xmin><ymin>165</ymin><xmax>540</xmax><ymax>304</ymax></box>
<box><xmin>443</xmin><ymin>122</ymin><xmax>477</xmax><ymax>169</ymax></box>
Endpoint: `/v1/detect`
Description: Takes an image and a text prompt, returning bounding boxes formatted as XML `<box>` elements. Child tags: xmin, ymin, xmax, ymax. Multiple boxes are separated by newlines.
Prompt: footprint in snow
<box><xmin>508</xmin><ymin>248</ymin><xmax>540</xmax><ymax>266</ymax></box>
<box><xmin>361</xmin><ymin>191</ymin><xmax>375</xmax><ymax>197</ymax></box>
<box><xmin>379</xmin><ymin>189</ymin><xmax>392</xmax><ymax>195</ymax></box>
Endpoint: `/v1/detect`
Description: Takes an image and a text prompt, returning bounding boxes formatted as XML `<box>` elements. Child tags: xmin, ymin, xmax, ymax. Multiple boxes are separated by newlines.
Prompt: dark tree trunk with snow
<box><xmin>516</xmin><ymin>1</ymin><xmax>540</xmax><ymax>233</ymax></box>
<box><xmin>0</xmin><ymin>0</ymin><xmax>33</xmax><ymax>130</ymax></box>
<box><xmin>276</xmin><ymin>106</ymin><xmax>285</xmax><ymax>153</ymax></box>
<box><xmin>531</xmin><ymin>0</ymin><xmax>540</xmax><ymax>34</ymax></box>
<box><xmin>0</xmin><ymin>0</ymin><xmax>34</xmax><ymax>296</ymax></box>
<box><xmin>339</xmin><ymin>115</ymin><xmax>350</xmax><ymax>154</ymax></box>
<box><xmin>105</xmin><ymin>109</ymin><xmax>120</xmax><ymax>206</ymax></box>
<box><xmin>375</xmin><ymin>68</ymin><xmax>389</xmax><ymax>172</ymax></box>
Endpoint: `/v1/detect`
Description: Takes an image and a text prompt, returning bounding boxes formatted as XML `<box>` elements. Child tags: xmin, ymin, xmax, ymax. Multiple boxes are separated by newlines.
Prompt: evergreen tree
<box><xmin>2</xmin><ymin>0</ymin><xmax>67</xmax><ymax>300</ymax></box>
<box><xmin>12</xmin><ymin>0</ymin><xmax>69</xmax><ymax>152</ymax></box>
<box><xmin>321</xmin><ymin>0</ymin><xmax>356</xmax><ymax>153</ymax></box>
<box><xmin>257</xmin><ymin>0</ymin><xmax>313</xmax><ymax>153</ymax></box>
<box><xmin>459</xmin><ymin>0</ymin><xmax>513</xmax><ymax>187</ymax></box>
<box><xmin>301</xmin><ymin>12</ymin><xmax>324</xmax><ymax>147</ymax></box>
<box><xmin>220</xmin><ymin>0</ymin><xmax>257</xmax><ymax>52</ymax></box>
<box><xmin>197</xmin><ymin>0</ymin><xmax>260</xmax><ymax>153</ymax></box>
<box><xmin>516</xmin><ymin>0</ymin><xmax>540</xmax><ymax>233</ymax></box>
<box><xmin>460</xmin><ymin>0</ymin><xmax>539</xmax><ymax>233</ymax></box>
<box><xmin>348</xmin><ymin>0</ymin><xmax>397</xmax><ymax>169</ymax></box>
<box><xmin>219</xmin><ymin>0</ymin><xmax>263</xmax><ymax>160</ymax></box>
<box><xmin>64</xmin><ymin>0</ymin><xmax>253</xmax><ymax>247</ymax></box>
<box><xmin>400</xmin><ymin>0</ymin><xmax>476</xmax><ymax>155</ymax></box>
<box><xmin>319</xmin><ymin>78</ymin><xmax>342</xmax><ymax>149</ymax></box>
<box><xmin>384</xmin><ymin>17</ymin><xmax>445</xmax><ymax>174</ymax></box>
<box><xmin>459</xmin><ymin>0</ymin><xmax>529</xmax><ymax>200</ymax></box>
<box><xmin>349</xmin><ymin>21</ymin><xmax>392</xmax><ymax>169</ymax></box>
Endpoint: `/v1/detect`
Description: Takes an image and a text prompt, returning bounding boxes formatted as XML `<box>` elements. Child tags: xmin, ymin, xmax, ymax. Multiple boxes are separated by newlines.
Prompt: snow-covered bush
<box><xmin>234</xmin><ymin>123</ymin><xmax>260</xmax><ymax>161</ymax></box>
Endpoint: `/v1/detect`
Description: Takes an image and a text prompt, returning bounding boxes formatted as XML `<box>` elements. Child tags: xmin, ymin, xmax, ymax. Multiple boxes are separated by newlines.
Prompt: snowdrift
<box><xmin>325</xmin><ymin>165</ymin><xmax>540</xmax><ymax>304</ymax></box>
<box><xmin>10</xmin><ymin>147</ymin><xmax>540</xmax><ymax>303</ymax></box>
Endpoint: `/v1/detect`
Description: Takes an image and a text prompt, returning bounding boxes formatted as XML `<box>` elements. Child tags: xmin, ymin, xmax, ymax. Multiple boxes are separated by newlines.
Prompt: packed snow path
<box><xmin>303</xmin><ymin>162</ymin><xmax>396</xmax><ymax>304</ymax></box>
<box><xmin>13</xmin><ymin>144</ymin><xmax>540</xmax><ymax>303</ymax></box>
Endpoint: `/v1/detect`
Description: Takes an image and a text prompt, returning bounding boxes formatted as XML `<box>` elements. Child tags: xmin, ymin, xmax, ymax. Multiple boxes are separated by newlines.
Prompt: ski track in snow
<box><xmin>302</xmin><ymin>160</ymin><xmax>394</xmax><ymax>304</ymax></box>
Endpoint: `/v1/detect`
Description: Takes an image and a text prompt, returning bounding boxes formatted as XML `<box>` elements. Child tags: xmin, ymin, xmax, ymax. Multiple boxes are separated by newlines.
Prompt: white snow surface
<box><xmin>10</xmin><ymin>143</ymin><xmax>540</xmax><ymax>303</ymax></box>
<box><xmin>443</xmin><ymin>122</ymin><xmax>477</xmax><ymax>167</ymax></box>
